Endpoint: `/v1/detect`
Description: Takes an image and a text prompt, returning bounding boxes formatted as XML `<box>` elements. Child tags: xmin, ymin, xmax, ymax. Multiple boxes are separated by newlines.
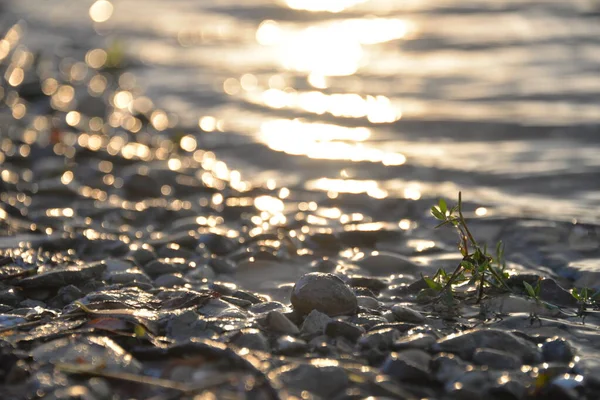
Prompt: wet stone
<box><xmin>265</xmin><ymin>310</ymin><xmax>300</xmax><ymax>335</ymax></box>
<box><xmin>291</xmin><ymin>272</ymin><xmax>358</xmax><ymax>317</ymax></box>
<box><xmin>352</xmin><ymin>313</ymin><xmax>389</xmax><ymax>329</ymax></box>
<box><xmin>230</xmin><ymin>328</ymin><xmax>269</xmax><ymax>351</ymax></box>
<box><xmin>128</xmin><ymin>246</ymin><xmax>156</xmax><ymax>266</ymax></box>
<box><xmin>300</xmin><ymin>309</ymin><xmax>332</xmax><ymax>337</ymax></box>
<box><xmin>198</xmin><ymin>233</ymin><xmax>239</xmax><ymax>256</ymax></box>
<box><xmin>275</xmin><ymin>335</ymin><xmax>308</xmax><ymax>355</ymax></box>
<box><xmin>542</xmin><ymin>337</ymin><xmax>575</xmax><ymax>363</ymax></box>
<box><xmin>208</xmin><ymin>257</ymin><xmax>237</xmax><ymax>274</ymax></box>
<box><xmin>325</xmin><ymin>320</ymin><xmax>365</xmax><ymax>342</ymax></box>
<box><xmin>31</xmin><ymin>336</ymin><xmax>142</xmax><ymax>373</ymax></box>
<box><xmin>143</xmin><ymin>259</ymin><xmax>184</xmax><ymax>278</ymax></box>
<box><xmin>0</xmin><ymin>314</ymin><xmax>27</xmax><ymax>329</ymax></box>
<box><xmin>472</xmin><ymin>348</ymin><xmax>521</xmax><ymax>370</ymax></box>
<box><xmin>185</xmin><ymin>264</ymin><xmax>216</xmax><ymax>281</ymax></box>
<box><xmin>165</xmin><ymin>310</ymin><xmax>209</xmax><ymax>340</ymax></box>
<box><xmin>356</xmin><ymin>295</ymin><xmax>380</xmax><ymax>310</ymax></box>
<box><xmin>346</xmin><ymin>276</ymin><xmax>388</xmax><ymax>294</ymax></box>
<box><xmin>154</xmin><ymin>273</ymin><xmax>187</xmax><ymax>288</ymax></box>
<box><xmin>359</xmin><ymin>327</ymin><xmax>400</xmax><ymax>350</ymax></box>
<box><xmin>391</xmin><ymin>304</ymin><xmax>426</xmax><ymax>323</ymax></box>
<box><xmin>275</xmin><ymin>361</ymin><xmax>349</xmax><ymax>398</ymax></box>
<box><xmin>104</xmin><ymin>268</ymin><xmax>152</xmax><ymax>286</ymax></box>
<box><xmin>393</xmin><ymin>333</ymin><xmax>437</xmax><ymax>351</ymax></box>
<box><xmin>248</xmin><ymin>301</ymin><xmax>286</xmax><ymax>314</ymax></box>
<box><xmin>431</xmin><ymin>353</ymin><xmax>471</xmax><ymax>384</ymax></box>
<box><xmin>17</xmin><ymin>263</ymin><xmax>106</xmax><ymax>289</ymax></box>
<box><xmin>433</xmin><ymin>328</ymin><xmax>542</xmax><ymax>364</ymax></box>
<box><xmin>0</xmin><ymin>287</ymin><xmax>24</xmax><ymax>307</ymax></box>
<box><xmin>382</xmin><ymin>349</ymin><xmax>432</xmax><ymax>383</ymax></box>
<box><xmin>103</xmin><ymin>259</ymin><xmax>133</xmax><ymax>273</ymax></box>
<box><xmin>221</xmin><ymin>295</ymin><xmax>252</xmax><ymax>308</ymax></box>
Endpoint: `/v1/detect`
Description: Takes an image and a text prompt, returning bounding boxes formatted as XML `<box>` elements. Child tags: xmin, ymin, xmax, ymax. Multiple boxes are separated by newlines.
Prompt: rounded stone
<box><xmin>291</xmin><ymin>273</ymin><xmax>358</xmax><ymax>317</ymax></box>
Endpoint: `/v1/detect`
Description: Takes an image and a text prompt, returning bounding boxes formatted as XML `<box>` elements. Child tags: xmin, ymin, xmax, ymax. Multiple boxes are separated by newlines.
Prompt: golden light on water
<box><xmin>285</xmin><ymin>0</ymin><xmax>368</xmax><ymax>13</ymax></box>
<box><xmin>85</xmin><ymin>49</ymin><xmax>107</xmax><ymax>69</ymax></box>
<box><xmin>89</xmin><ymin>0</ymin><xmax>114</xmax><ymax>23</ymax></box>
<box><xmin>248</xmin><ymin>89</ymin><xmax>401</xmax><ymax>122</ymax></box>
<box><xmin>307</xmin><ymin>178</ymin><xmax>388</xmax><ymax>199</ymax></box>
<box><xmin>260</xmin><ymin>119</ymin><xmax>406</xmax><ymax>165</ymax></box>
<box><xmin>257</xmin><ymin>18</ymin><xmax>409</xmax><ymax>77</ymax></box>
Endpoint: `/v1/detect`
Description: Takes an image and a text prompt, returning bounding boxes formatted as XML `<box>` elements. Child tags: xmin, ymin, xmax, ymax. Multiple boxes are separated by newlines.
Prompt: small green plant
<box><xmin>571</xmin><ymin>287</ymin><xmax>600</xmax><ymax>322</ymax></box>
<box><xmin>428</xmin><ymin>192</ymin><xmax>510</xmax><ymax>304</ymax></box>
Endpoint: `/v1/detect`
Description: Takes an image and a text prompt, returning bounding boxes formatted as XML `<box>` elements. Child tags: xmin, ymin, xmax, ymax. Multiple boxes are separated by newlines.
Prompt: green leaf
<box><xmin>571</xmin><ymin>288</ymin><xmax>580</xmax><ymax>300</ymax></box>
<box><xmin>423</xmin><ymin>276</ymin><xmax>443</xmax><ymax>291</ymax></box>
<box><xmin>438</xmin><ymin>198</ymin><xmax>448</xmax><ymax>214</ymax></box>
<box><xmin>460</xmin><ymin>260</ymin><xmax>474</xmax><ymax>270</ymax></box>
<box><xmin>523</xmin><ymin>281</ymin><xmax>537</xmax><ymax>299</ymax></box>
<box><xmin>431</xmin><ymin>206</ymin><xmax>445</xmax><ymax>220</ymax></box>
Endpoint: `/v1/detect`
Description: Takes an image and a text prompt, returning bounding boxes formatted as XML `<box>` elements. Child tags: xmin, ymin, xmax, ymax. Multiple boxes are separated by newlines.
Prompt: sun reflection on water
<box><xmin>260</xmin><ymin>119</ymin><xmax>406</xmax><ymax>166</ymax></box>
<box><xmin>256</xmin><ymin>18</ymin><xmax>409</xmax><ymax>77</ymax></box>
<box><xmin>284</xmin><ymin>0</ymin><xmax>368</xmax><ymax>13</ymax></box>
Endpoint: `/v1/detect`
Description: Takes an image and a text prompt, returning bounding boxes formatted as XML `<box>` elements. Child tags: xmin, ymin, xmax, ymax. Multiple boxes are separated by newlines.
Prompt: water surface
<box><xmin>6</xmin><ymin>0</ymin><xmax>600</xmax><ymax>222</ymax></box>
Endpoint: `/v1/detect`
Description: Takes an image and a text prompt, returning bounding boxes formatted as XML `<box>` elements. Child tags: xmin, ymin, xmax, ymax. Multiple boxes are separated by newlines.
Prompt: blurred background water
<box><xmin>3</xmin><ymin>0</ymin><xmax>600</xmax><ymax>223</ymax></box>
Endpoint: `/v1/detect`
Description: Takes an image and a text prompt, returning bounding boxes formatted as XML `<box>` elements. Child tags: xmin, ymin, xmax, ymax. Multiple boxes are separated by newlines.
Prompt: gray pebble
<box><xmin>382</xmin><ymin>349</ymin><xmax>432</xmax><ymax>382</ymax></box>
<box><xmin>276</xmin><ymin>335</ymin><xmax>308</xmax><ymax>355</ymax></box>
<box><xmin>472</xmin><ymin>347</ymin><xmax>521</xmax><ymax>370</ymax></box>
<box><xmin>391</xmin><ymin>304</ymin><xmax>425</xmax><ymax>323</ymax></box>
<box><xmin>359</xmin><ymin>327</ymin><xmax>400</xmax><ymax>350</ymax></box>
<box><xmin>393</xmin><ymin>333</ymin><xmax>436</xmax><ymax>351</ymax></box>
<box><xmin>265</xmin><ymin>310</ymin><xmax>300</xmax><ymax>335</ymax></box>
<box><xmin>291</xmin><ymin>273</ymin><xmax>357</xmax><ymax>317</ymax></box>
<box><xmin>275</xmin><ymin>362</ymin><xmax>349</xmax><ymax>398</ymax></box>
<box><xmin>154</xmin><ymin>273</ymin><xmax>187</xmax><ymax>288</ymax></box>
<box><xmin>231</xmin><ymin>328</ymin><xmax>269</xmax><ymax>351</ymax></box>
<box><xmin>356</xmin><ymin>295</ymin><xmax>380</xmax><ymax>310</ymax></box>
<box><xmin>300</xmin><ymin>309</ymin><xmax>332</xmax><ymax>337</ymax></box>
<box><xmin>433</xmin><ymin>328</ymin><xmax>541</xmax><ymax>364</ymax></box>
<box><xmin>542</xmin><ymin>337</ymin><xmax>575</xmax><ymax>363</ymax></box>
<box><xmin>325</xmin><ymin>320</ymin><xmax>365</xmax><ymax>342</ymax></box>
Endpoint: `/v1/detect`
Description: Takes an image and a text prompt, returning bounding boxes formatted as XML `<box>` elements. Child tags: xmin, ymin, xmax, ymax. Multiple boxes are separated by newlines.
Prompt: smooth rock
<box><xmin>275</xmin><ymin>360</ymin><xmax>349</xmax><ymax>398</ymax></box>
<box><xmin>433</xmin><ymin>328</ymin><xmax>541</xmax><ymax>364</ymax></box>
<box><xmin>542</xmin><ymin>337</ymin><xmax>575</xmax><ymax>363</ymax></box>
<box><xmin>431</xmin><ymin>352</ymin><xmax>469</xmax><ymax>384</ymax></box>
<box><xmin>265</xmin><ymin>311</ymin><xmax>300</xmax><ymax>335</ymax></box>
<box><xmin>393</xmin><ymin>333</ymin><xmax>436</xmax><ymax>351</ymax></box>
<box><xmin>275</xmin><ymin>335</ymin><xmax>308</xmax><ymax>355</ymax></box>
<box><xmin>17</xmin><ymin>263</ymin><xmax>106</xmax><ymax>289</ymax></box>
<box><xmin>356</xmin><ymin>295</ymin><xmax>380</xmax><ymax>310</ymax></box>
<box><xmin>291</xmin><ymin>272</ymin><xmax>357</xmax><ymax>317</ymax></box>
<box><xmin>346</xmin><ymin>276</ymin><xmax>388</xmax><ymax>294</ymax></box>
<box><xmin>359</xmin><ymin>327</ymin><xmax>400</xmax><ymax>350</ymax></box>
<box><xmin>391</xmin><ymin>304</ymin><xmax>426</xmax><ymax>323</ymax></box>
<box><xmin>208</xmin><ymin>258</ymin><xmax>237</xmax><ymax>274</ymax></box>
<box><xmin>300</xmin><ymin>309</ymin><xmax>332</xmax><ymax>337</ymax></box>
<box><xmin>382</xmin><ymin>349</ymin><xmax>432</xmax><ymax>382</ymax></box>
<box><xmin>231</xmin><ymin>328</ymin><xmax>269</xmax><ymax>351</ymax></box>
<box><xmin>31</xmin><ymin>336</ymin><xmax>142</xmax><ymax>373</ymax></box>
<box><xmin>154</xmin><ymin>273</ymin><xmax>187</xmax><ymax>288</ymax></box>
<box><xmin>325</xmin><ymin>320</ymin><xmax>365</xmax><ymax>342</ymax></box>
<box><xmin>472</xmin><ymin>348</ymin><xmax>521</xmax><ymax>370</ymax></box>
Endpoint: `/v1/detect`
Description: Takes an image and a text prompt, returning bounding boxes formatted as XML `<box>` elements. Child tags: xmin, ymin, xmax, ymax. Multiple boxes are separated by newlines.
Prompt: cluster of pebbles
<box><xmin>1</xmin><ymin>21</ymin><xmax>600</xmax><ymax>400</ymax></box>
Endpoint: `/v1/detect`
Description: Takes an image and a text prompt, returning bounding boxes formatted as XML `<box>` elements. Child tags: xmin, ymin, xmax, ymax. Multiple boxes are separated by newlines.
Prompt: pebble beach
<box><xmin>2</xmin><ymin>1</ymin><xmax>600</xmax><ymax>399</ymax></box>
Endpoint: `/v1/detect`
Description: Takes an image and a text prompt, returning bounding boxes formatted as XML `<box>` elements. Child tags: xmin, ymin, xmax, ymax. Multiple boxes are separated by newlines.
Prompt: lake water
<box><xmin>5</xmin><ymin>0</ymin><xmax>600</xmax><ymax>223</ymax></box>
